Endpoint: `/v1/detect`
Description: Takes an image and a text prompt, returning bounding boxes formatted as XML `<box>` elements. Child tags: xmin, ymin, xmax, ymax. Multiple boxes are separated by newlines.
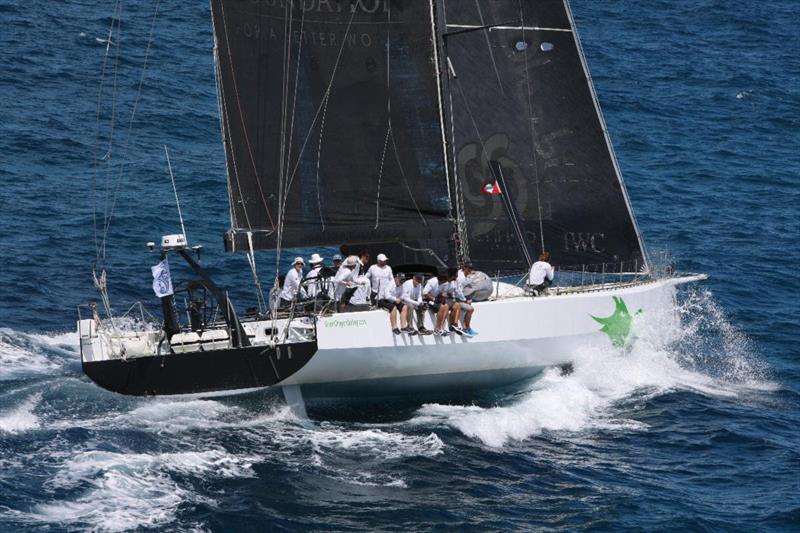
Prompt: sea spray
<box><xmin>0</xmin><ymin>392</ymin><xmax>41</xmax><ymax>434</ymax></box>
<box><xmin>411</xmin><ymin>288</ymin><xmax>774</xmax><ymax>448</ymax></box>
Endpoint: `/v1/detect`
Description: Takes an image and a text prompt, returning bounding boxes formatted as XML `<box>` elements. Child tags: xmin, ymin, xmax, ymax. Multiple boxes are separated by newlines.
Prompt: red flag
<box><xmin>482</xmin><ymin>181</ymin><xmax>502</xmax><ymax>195</ymax></box>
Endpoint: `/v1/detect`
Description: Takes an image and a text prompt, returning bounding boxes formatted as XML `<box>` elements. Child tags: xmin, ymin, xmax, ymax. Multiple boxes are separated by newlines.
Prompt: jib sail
<box><xmin>437</xmin><ymin>0</ymin><xmax>647</xmax><ymax>273</ymax></box>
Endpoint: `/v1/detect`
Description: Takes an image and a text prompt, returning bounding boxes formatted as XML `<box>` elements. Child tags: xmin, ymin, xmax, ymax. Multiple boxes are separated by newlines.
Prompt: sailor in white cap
<box><xmin>279</xmin><ymin>257</ymin><xmax>307</xmax><ymax>308</ymax></box>
<box><xmin>332</xmin><ymin>254</ymin><xmax>343</xmax><ymax>270</ymax></box>
<box><xmin>304</xmin><ymin>253</ymin><xmax>324</xmax><ymax>298</ymax></box>
<box><xmin>365</xmin><ymin>252</ymin><xmax>393</xmax><ymax>306</ymax></box>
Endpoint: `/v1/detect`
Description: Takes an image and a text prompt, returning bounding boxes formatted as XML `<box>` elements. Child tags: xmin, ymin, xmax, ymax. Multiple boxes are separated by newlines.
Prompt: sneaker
<box><xmin>449</xmin><ymin>325</ymin><xmax>464</xmax><ymax>336</ymax></box>
<box><xmin>392</xmin><ymin>328</ymin><xmax>401</xmax><ymax>335</ymax></box>
<box><xmin>417</xmin><ymin>328</ymin><xmax>432</xmax><ymax>336</ymax></box>
<box><xmin>401</xmin><ymin>327</ymin><xmax>415</xmax><ymax>335</ymax></box>
<box><xmin>463</xmin><ymin>328</ymin><xmax>478</xmax><ymax>337</ymax></box>
<box><xmin>434</xmin><ymin>329</ymin><xmax>449</xmax><ymax>337</ymax></box>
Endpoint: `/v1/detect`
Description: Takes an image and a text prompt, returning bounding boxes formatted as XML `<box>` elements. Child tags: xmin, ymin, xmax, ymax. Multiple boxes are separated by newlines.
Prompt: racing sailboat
<box><xmin>79</xmin><ymin>0</ymin><xmax>704</xmax><ymax>398</ymax></box>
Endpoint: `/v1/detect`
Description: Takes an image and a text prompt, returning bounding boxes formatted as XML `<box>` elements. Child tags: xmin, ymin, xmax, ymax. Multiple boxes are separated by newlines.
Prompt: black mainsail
<box><xmin>211</xmin><ymin>0</ymin><xmax>647</xmax><ymax>274</ymax></box>
<box><xmin>211</xmin><ymin>0</ymin><xmax>452</xmax><ymax>253</ymax></box>
<box><xmin>438</xmin><ymin>0</ymin><xmax>647</xmax><ymax>273</ymax></box>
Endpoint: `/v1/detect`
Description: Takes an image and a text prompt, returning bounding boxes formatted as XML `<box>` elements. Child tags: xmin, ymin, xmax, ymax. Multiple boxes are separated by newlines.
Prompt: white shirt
<box><xmin>280</xmin><ymin>267</ymin><xmax>306</xmax><ymax>301</ymax></box>
<box><xmin>377</xmin><ymin>278</ymin><xmax>401</xmax><ymax>301</ymax></box>
<box><xmin>423</xmin><ymin>277</ymin><xmax>449</xmax><ymax>299</ymax></box>
<box><xmin>333</xmin><ymin>266</ymin><xmax>355</xmax><ymax>301</ymax></box>
<box><xmin>529</xmin><ymin>261</ymin><xmax>555</xmax><ymax>286</ymax></box>
<box><xmin>366</xmin><ymin>264</ymin><xmax>393</xmax><ymax>296</ymax></box>
<box><xmin>305</xmin><ymin>266</ymin><xmax>322</xmax><ymax>297</ymax></box>
<box><xmin>400</xmin><ymin>279</ymin><xmax>423</xmax><ymax>307</ymax></box>
<box><xmin>453</xmin><ymin>270</ymin><xmax>467</xmax><ymax>301</ymax></box>
<box><xmin>349</xmin><ymin>276</ymin><xmax>371</xmax><ymax>305</ymax></box>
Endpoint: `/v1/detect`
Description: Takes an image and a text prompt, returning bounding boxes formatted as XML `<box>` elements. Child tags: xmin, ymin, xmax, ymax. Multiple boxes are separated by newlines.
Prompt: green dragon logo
<box><xmin>591</xmin><ymin>296</ymin><xmax>642</xmax><ymax>347</ymax></box>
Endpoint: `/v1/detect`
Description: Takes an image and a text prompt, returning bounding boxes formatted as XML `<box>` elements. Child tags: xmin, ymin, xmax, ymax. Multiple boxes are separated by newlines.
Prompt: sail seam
<box><xmin>446</xmin><ymin>24</ymin><xmax>572</xmax><ymax>33</ymax></box>
<box><xmin>375</xmin><ymin>3</ymin><xmax>392</xmax><ymax>230</ymax></box>
<box><xmin>281</xmin><ymin>9</ymin><xmax>357</xmax><ymax>215</ymax></box>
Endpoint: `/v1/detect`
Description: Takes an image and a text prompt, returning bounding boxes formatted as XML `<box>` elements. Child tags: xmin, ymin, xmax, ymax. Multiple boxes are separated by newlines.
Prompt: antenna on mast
<box><xmin>164</xmin><ymin>144</ymin><xmax>187</xmax><ymax>242</ymax></box>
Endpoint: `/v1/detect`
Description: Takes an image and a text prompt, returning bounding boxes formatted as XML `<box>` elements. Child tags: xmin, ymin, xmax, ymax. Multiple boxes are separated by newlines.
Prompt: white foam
<box><xmin>29</xmin><ymin>331</ymin><xmax>79</xmax><ymax>350</ymax></box>
<box><xmin>412</xmin><ymin>289</ymin><xmax>773</xmax><ymax>448</ymax></box>
<box><xmin>0</xmin><ymin>393</ymin><xmax>41</xmax><ymax>434</ymax></box>
<box><xmin>118</xmin><ymin>399</ymin><xmax>238</xmax><ymax>433</ymax></box>
<box><xmin>34</xmin><ymin>449</ymin><xmax>257</xmax><ymax>532</ymax></box>
<box><xmin>0</xmin><ymin>329</ymin><xmax>77</xmax><ymax>380</ymax></box>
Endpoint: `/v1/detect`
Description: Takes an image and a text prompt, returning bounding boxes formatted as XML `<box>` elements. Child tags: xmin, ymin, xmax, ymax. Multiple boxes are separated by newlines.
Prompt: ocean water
<box><xmin>1</xmin><ymin>0</ymin><xmax>799</xmax><ymax>531</ymax></box>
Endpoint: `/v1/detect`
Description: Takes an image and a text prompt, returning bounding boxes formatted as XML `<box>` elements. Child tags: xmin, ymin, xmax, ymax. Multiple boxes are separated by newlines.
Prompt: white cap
<box><xmin>293</xmin><ymin>256</ymin><xmax>305</xmax><ymax>265</ymax></box>
<box><xmin>377</xmin><ymin>253</ymin><xmax>388</xmax><ymax>262</ymax></box>
<box><xmin>309</xmin><ymin>253</ymin><xmax>323</xmax><ymax>264</ymax></box>
<box><xmin>344</xmin><ymin>255</ymin><xmax>358</xmax><ymax>267</ymax></box>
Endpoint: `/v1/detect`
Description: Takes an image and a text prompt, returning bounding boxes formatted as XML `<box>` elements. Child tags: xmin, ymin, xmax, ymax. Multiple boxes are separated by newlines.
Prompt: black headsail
<box><xmin>210</xmin><ymin>0</ymin><xmax>453</xmax><ymax>255</ymax></box>
<box><xmin>436</xmin><ymin>0</ymin><xmax>648</xmax><ymax>273</ymax></box>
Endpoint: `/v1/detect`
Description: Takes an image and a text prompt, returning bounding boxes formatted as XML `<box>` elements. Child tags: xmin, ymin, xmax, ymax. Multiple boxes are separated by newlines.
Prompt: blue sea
<box><xmin>1</xmin><ymin>0</ymin><xmax>799</xmax><ymax>531</ymax></box>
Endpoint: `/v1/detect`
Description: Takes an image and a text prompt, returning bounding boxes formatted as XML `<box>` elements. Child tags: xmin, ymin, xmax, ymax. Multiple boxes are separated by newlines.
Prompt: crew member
<box><xmin>354</xmin><ymin>250</ymin><xmax>370</xmax><ymax>277</ymax></box>
<box><xmin>528</xmin><ymin>251</ymin><xmax>555</xmax><ymax>296</ymax></box>
<box><xmin>377</xmin><ymin>273</ymin><xmax>405</xmax><ymax>334</ymax></box>
<box><xmin>279</xmin><ymin>257</ymin><xmax>306</xmax><ymax>309</ymax></box>
<box><xmin>346</xmin><ymin>275</ymin><xmax>371</xmax><ymax>312</ymax></box>
<box><xmin>422</xmin><ymin>272</ymin><xmax>448</xmax><ymax>336</ymax></box>
<box><xmin>445</xmin><ymin>267</ymin><xmax>474</xmax><ymax>336</ymax></box>
<box><xmin>400</xmin><ymin>273</ymin><xmax>429</xmax><ymax>335</ymax></box>
<box><xmin>366</xmin><ymin>253</ymin><xmax>393</xmax><ymax>306</ymax></box>
<box><xmin>305</xmin><ymin>253</ymin><xmax>324</xmax><ymax>298</ymax></box>
<box><xmin>333</xmin><ymin>255</ymin><xmax>358</xmax><ymax>311</ymax></box>
<box><xmin>332</xmin><ymin>254</ymin><xmax>343</xmax><ymax>270</ymax></box>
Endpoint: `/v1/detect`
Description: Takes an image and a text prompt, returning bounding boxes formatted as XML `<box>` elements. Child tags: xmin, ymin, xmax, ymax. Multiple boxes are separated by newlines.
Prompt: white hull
<box><xmin>79</xmin><ymin>275</ymin><xmax>702</xmax><ymax>399</ymax></box>
<box><xmin>284</xmin><ymin>276</ymin><xmax>696</xmax><ymax>397</ymax></box>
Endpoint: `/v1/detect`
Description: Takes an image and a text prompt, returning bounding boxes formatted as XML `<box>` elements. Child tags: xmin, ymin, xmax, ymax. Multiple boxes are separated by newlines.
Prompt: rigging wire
<box><xmin>518</xmin><ymin>0</ymin><xmax>547</xmax><ymax>254</ymax></box>
<box><xmin>90</xmin><ymin>0</ymin><xmax>123</xmax><ymax>268</ymax></box>
<box><xmin>101</xmin><ymin>0</ymin><xmax>162</xmax><ymax>260</ymax></box>
<box><xmin>163</xmin><ymin>145</ymin><xmax>187</xmax><ymax>240</ymax></box>
<box><xmin>474</xmin><ymin>0</ymin><xmax>505</xmax><ymax>96</ymax></box>
<box><xmin>100</xmin><ymin>0</ymin><xmax>124</xmax><ymax>264</ymax></box>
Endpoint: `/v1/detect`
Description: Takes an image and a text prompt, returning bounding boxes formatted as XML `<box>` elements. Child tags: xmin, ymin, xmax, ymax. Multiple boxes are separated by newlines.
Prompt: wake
<box><xmin>410</xmin><ymin>287</ymin><xmax>774</xmax><ymax>448</ymax></box>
